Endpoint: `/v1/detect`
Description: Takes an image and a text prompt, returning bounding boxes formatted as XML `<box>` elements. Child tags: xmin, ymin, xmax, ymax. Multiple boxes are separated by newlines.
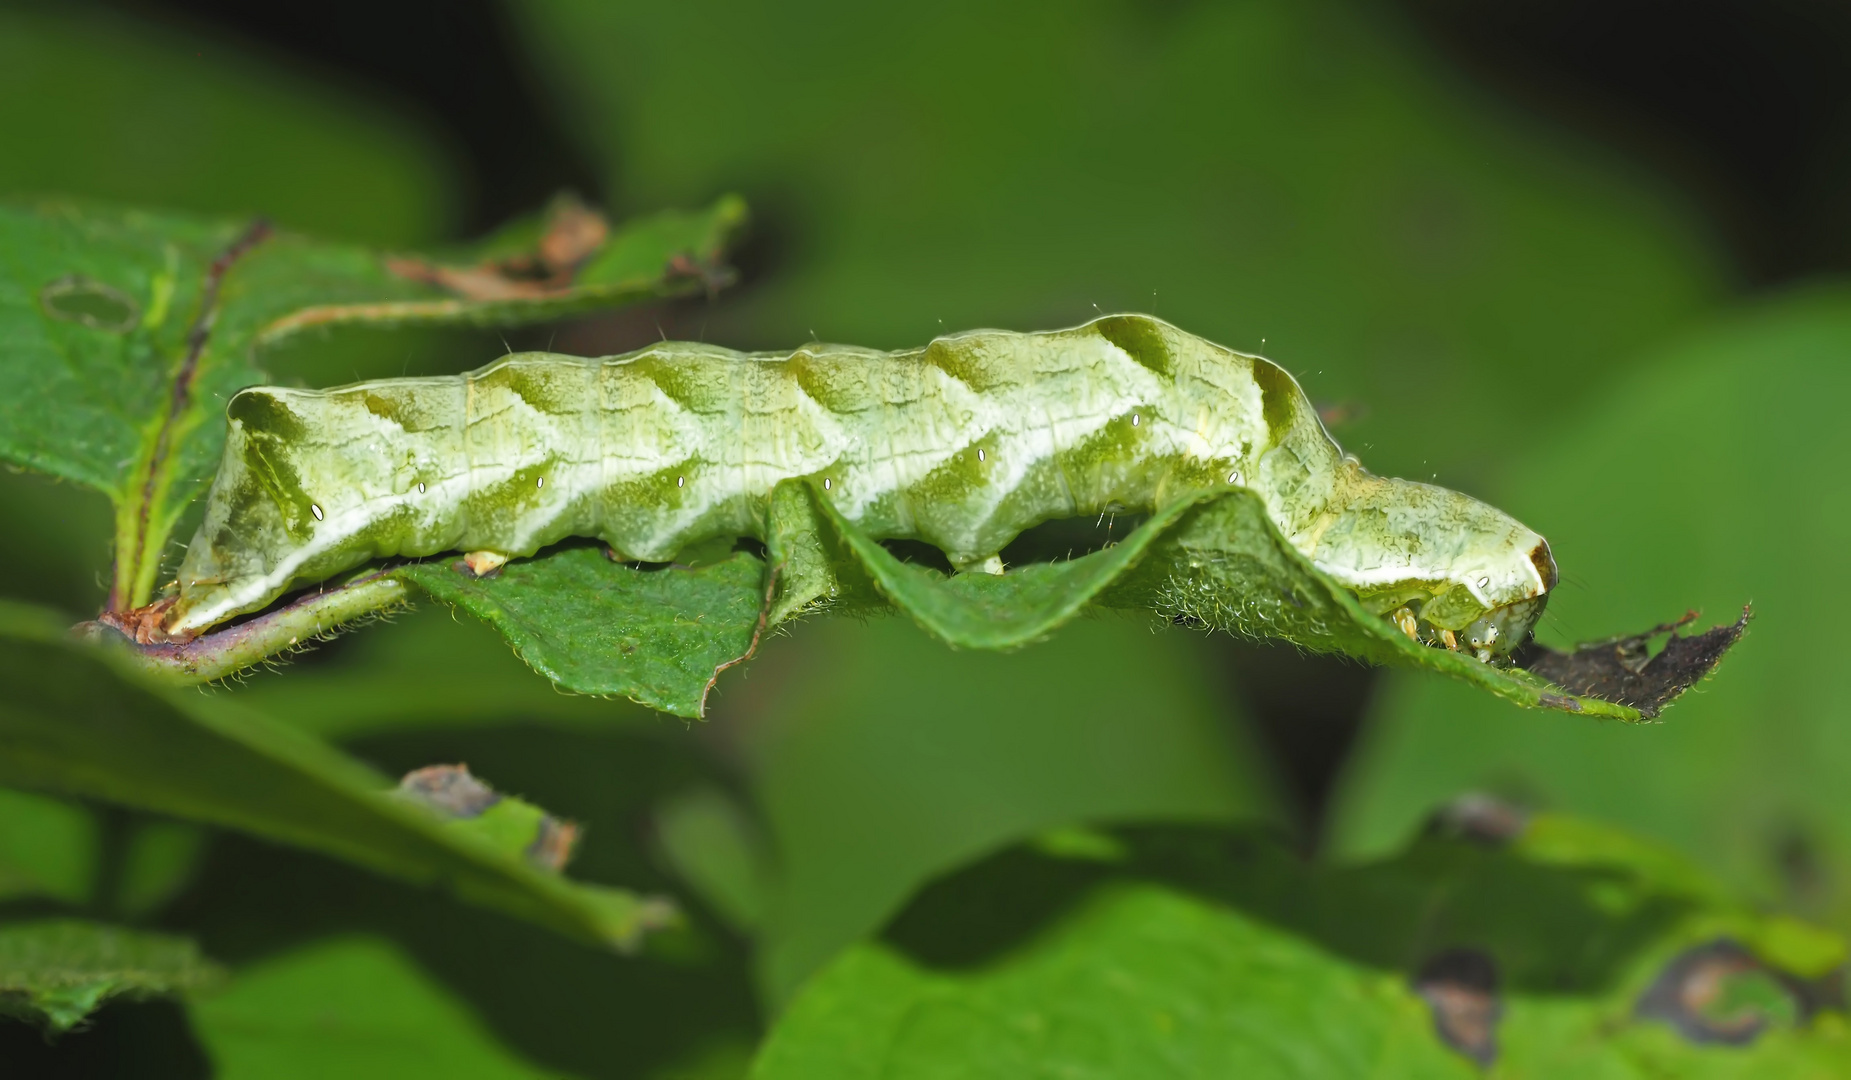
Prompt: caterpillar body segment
<box><xmin>157</xmin><ymin>315</ymin><xmax>1554</xmax><ymax>654</ymax></box>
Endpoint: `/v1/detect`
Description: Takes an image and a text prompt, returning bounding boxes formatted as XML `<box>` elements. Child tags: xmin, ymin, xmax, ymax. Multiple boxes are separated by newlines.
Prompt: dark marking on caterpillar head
<box><xmin>1093</xmin><ymin>315</ymin><xmax>1173</xmax><ymax>376</ymax></box>
<box><xmin>1252</xmin><ymin>359</ymin><xmax>1298</xmax><ymax>447</ymax></box>
<box><xmin>1530</xmin><ymin>540</ymin><xmax>1558</xmax><ymax>591</ymax></box>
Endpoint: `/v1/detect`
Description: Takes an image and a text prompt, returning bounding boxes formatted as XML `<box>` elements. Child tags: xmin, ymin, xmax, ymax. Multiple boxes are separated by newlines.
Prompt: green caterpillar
<box><xmin>154</xmin><ymin>314</ymin><xmax>1555</xmax><ymax>660</ymax></box>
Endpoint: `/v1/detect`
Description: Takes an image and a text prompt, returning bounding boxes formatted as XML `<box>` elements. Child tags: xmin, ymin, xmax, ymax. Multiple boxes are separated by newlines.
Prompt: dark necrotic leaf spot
<box><xmin>39</xmin><ymin>275</ymin><xmax>140</xmax><ymax>333</ymax></box>
<box><xmin>1414</xmin><ymin>948</ymin><xmax>1502</xmax><ymax>1067</ymax></box>
<box><xmin>1634</xmin><ymin>939</ymin><xmax>1805</xmax><ymax>1045</ymax></box>
<box><xmin>396</xmin><ymin>763</ymin><xmax>502</xmax><ymax>818</ymax></box>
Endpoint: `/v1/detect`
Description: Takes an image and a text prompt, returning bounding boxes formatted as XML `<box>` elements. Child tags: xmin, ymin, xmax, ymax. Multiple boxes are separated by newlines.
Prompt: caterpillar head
<box><xmin>1456</xmin><ymin>539</ymin><xmax>1557</xmax><ymax>658</ymax></box>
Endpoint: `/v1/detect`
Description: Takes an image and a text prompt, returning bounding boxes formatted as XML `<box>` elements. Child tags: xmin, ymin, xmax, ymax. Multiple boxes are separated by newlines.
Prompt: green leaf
<box><xmin>0</xmin><ymin>194</ymin><xmax>746</xmax><ymax>610</ymax></box>
<box><xmin>230</xmin><ymin>605</ymin><xmax>654</xmax><ymax>741</ymax></box>
<box><xmin>190</xmin><ymin>936</ymin><xmax>558</xmax><ymax>1079</ymax></box>
<box><xmin>753</xmin><ymin>819</ymin><xmax>1851</xmax><ymax>1078</ymax></box>
<box><xmin>398</xmin><ymin>546</ymin><xmax>770</xmax><ymax>719</ymax></box>
<box><xmin>115</xmin><ymin>819</ymin><xmax>208</xmax><ymax>919</ymax></box>
<box><xmin>0</xmin><ymin>6</ymin><xmax>456</xmax><ymax>246</ymax></box>
<box><xmin>653</xmin><ymin>786</ymin><xmax>775</xmax><ymax>934</ymax></box>
<box><xmin>737</xmin><ymin>615</ymin><xmax>1284</xmax><ymax>1004</ymax></box>
<box><xmin>811</xmin><ymin>485</ymin><xmax>1210</xmax><ymax>649</ymax></box>
<box><xmin>396</xmin><ymin>763</ymin><xmax>579</xmax><ymax>872</ymax></box>
<box><xmin>0</xmin><ymin>919</ymin><xmax>222</xmax><ymax>1034</ymax></box>
<box><xmin>1329</xmin><ymin>287</ymin><xmax>1851</xmax><ymax>925</ymax></box>
<box><xmin>0</xmin><ymin>787</ymin><xmax>97</xmax><ymax>906</ymax></box>
<box><xmin>0</xmin><ymin>599</ymin><xmax>675</xmax><ymax>952</ymax></box>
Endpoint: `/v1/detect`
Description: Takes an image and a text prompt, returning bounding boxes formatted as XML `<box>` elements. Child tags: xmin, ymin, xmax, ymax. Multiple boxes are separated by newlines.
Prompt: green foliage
<box><xmin>755</xmin><ymin>818</ymin><xmax>1851</xmax><ymax>1078</ymax></box>
<box><xmin>652</xmin><ymin>786</ymin><xmax>774</xmax><ymax>936</ymax></box>
<box><xmin>0</xmin><ymin>195</ymin><xmax>745</xmax><ymax>608</ymax></box>
<box><xmin>189</xmin><ymin>937</ymin><xmax>554</xmax><ymax>1078</ymax></box>
<box><xmin>399</xmin><ymin>547</ymin><xmax>769</xmax><ymax>719</ymax></box>
<box><xmin>0</xmin><ymin>787</ymin><xmax>98</xmax><ymax>906</ymax></box>
<box><xmin>233</xmin><ymin>604</ymin><xmax>652</xmax><ymax>741</ymax></box>
<box><xmin>738</xmin><ymin>615</ymin><xmax>1284</xmax><ymax>1004</ymax></box>
<box><xmin>515</xmin><ymin>0</ymin><xmax>1721</xmax><ymax>484</ymax></box>
<box><xmin>0</xmin><ymin>600</ymin><xmax>671</xmax><ymax>951</ymax></box>
<box><xmin>0</xmin><ymin>919</ymin><xmax>222</xmax><ymax>1034</ymax></box>
<box><xmin>1331</xmin><ymin>288</ymin><xmax>1851</xmax><ymax>921</ymax></box>
<box><xmin>0</xmin><ymin>0</ymin><xmax>1842</xmax><ymax>1073</ymax></box>
<box><xmin>0</xmin><ymin>6</ymin><xmax>456</xmax><ymax>246</ymax></box>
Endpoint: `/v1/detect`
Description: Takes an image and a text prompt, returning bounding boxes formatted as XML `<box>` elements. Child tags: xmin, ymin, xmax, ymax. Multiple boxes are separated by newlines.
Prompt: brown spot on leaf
<box><xmin>527</xmin><ymin>817</ymin><xmax>580</xmax><ymax>872</ymax></box>
<box><xmin>1414</xmin><ymin>949</ymin><xmax>1502</xmax><ymax>1066</ymax></box>
<box><xmin>387</xmin><ymin>193</ymin><xmax>611</xmax><ymax>301</ymax></box>
<box><xmin>1426</xmin><ymin>793</ymin><xmax>1530</xmax><ymax>846</ymax></box>
<box><xmin>398</xmin><ymin>764</ymin><xmax>501</xmax><ymax>818</ymax></box>
<box><xmin>1635</xmin><ymin>940</ymin><xmax>1819</xmax><ymax>1045</ymax></box>
<box><xmin>1517</xmin><ymin>607</ymin><xmax>1750</xmax><ymax>718</ymax></box>
<box><xmin>535</xmin><ymin>196</ymin><xmax>609</xmax><ymax>272</ymax></box>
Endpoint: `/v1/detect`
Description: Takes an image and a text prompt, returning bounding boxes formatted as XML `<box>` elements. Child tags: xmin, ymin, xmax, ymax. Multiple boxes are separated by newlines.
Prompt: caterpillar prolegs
<box><xmin>153</xmin><ymin>315</ymin><xmax>1556</xmax><ymax>660</ymax></box>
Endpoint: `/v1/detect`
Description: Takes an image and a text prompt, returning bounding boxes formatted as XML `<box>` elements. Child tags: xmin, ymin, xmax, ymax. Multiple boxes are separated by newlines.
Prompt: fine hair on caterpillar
<box><xmin>149</xmin><ymin>314</ymin><xmax>1556</xmax><ymax>661</ymax></box>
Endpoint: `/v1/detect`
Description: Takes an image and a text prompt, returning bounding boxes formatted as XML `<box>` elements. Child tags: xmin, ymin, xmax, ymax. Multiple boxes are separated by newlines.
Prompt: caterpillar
<box><xmin>153</xmin><ymin>315</ymin><xmax>1556</xmax><ymax>660</ymax></box>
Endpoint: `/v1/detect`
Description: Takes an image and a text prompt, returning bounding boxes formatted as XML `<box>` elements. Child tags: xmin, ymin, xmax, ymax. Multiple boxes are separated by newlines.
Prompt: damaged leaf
<box><xmin>756</xmin><ymin>817</ymin><xmax>1851</xmax><ymax>1079</ymax></box>
<box><xmin>1634</xmin><ymin>939</ymin><xmax>1828</xmax><ymax>1046</ymax></box>
<box><xmin>396</xmin><ymin>764</ymin><xmax>580</xmax><ymax>873</ymax></box>
<box><xmin>1329</xmin><ymin>292</ymin><xmax>1851</xmax><ymax>910</ymax></box>
<box><xmin>1516</xmin><ymin>609</ymin><xmax>1750</xmax><ymax>718</ymax></box>
<box><xmin>1413</xmin><ymin>949</ymin><xmax>1502</xmax><ymax>1067</ymax></box>
<box><xmin>382</xmin><ymin>193</ymin><xmax>616</xmax><ymax>301</ymax></box>
<box><xmin>395</xmin><ymin>545</ymin><xmax>771</xmax><ymax>719</ymax></box>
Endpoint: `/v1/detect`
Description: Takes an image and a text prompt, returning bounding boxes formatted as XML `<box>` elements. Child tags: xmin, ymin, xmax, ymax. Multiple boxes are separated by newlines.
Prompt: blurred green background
<box><xmin>3</xmin><ymin>0</ymin><xmax>1849</xmax><ymax>1074</ymax></box>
